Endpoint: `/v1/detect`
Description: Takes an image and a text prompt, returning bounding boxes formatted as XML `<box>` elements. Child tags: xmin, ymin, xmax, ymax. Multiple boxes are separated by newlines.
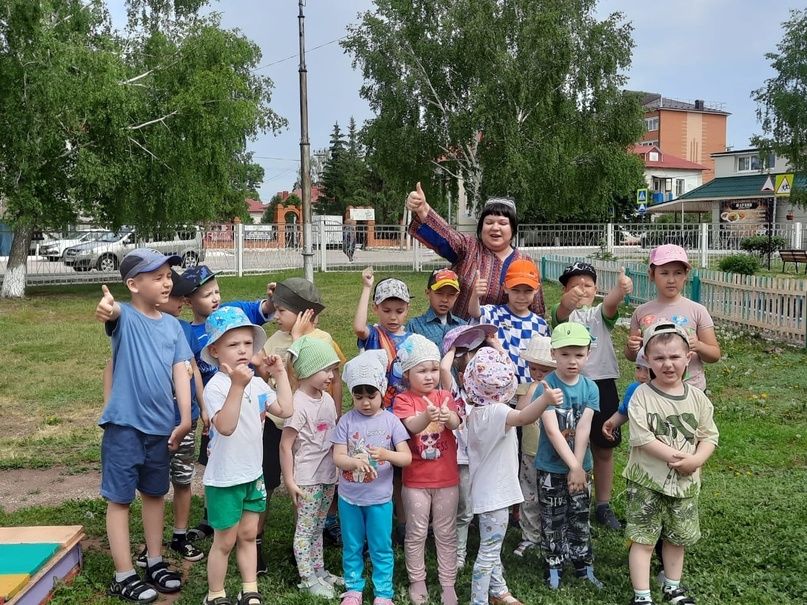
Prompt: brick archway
<box><xmin>276</xmin><ymin>204</ymin><xmax>301</xmax><ymax>247</ymax></box>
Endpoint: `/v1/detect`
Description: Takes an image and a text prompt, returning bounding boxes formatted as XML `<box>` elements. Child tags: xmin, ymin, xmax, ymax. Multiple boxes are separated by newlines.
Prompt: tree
<box><xmin>343</xmin><ymin>0</ymin><xmax>645</xmax><ymax>222</ymax></box>
<box><xmin>0</xmin><ymin>0</ymin><xmax>285</xmax><ymax>297</ymax></box>
<box><xmin>752</xmin><ymin>9</ymin><xmax>807</xmax><ymax>207</ymax></box>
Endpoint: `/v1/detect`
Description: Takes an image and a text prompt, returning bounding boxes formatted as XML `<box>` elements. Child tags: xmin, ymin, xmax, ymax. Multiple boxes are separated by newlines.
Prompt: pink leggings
<box><xmin>402</xmin><ymin>485</ymin><xmax>459</xmax><ymax>586</ymax></box>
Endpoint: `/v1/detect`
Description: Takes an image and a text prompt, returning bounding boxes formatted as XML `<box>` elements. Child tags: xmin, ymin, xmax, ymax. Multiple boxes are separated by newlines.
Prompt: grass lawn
<box><xmin>1</xmin><ymin>271</ymin><xmax>806</xmax><ymax>604</ymax></box>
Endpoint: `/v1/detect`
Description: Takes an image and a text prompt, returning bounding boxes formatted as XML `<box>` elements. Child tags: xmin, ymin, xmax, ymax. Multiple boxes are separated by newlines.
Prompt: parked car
<box><xmin>39</xmin><ymin>230</ymin><xmax>108</xmax><ymax>261</ymax></box>
<box><xmin>63</xmin><ymin>227</ymin><xmax>205</xmax><ymax>272</ymax></box>
<box><xmin>619</xmin><ymin>230</ymin><xmax>645</xmax><ymax>246</ymax></box>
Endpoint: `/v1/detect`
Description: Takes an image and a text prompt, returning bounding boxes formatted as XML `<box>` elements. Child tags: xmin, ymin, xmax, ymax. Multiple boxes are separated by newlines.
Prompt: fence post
<box><xmin>235</xmin><ymin>220</ymin><xmax>244</xmax><ymax>277</ymax></box>
<box><xmin>606</xmin><ymin>223</ymin><xmax>614</xmax><ymax>255</ymax></box>
<box><xmin>413</xmin><ymin>238</ymin><xmax>421</xmax><ymax>272</ymax></box>
<box><xmin>691</xmin><ymin>270</ymin><xmax>701</xmax><ymax>303</ymax></box>
<box><xmin>318</xmin><ymin>225</ymin><xmax>327</xmax><ymax>272</ymax></box>
<box><xmin>795</xmin><ymin>222</ymin><xmax>803</xmax><ymax>249</ymax></box>
<box><xmin>541</xmin><ymin>256</ymin><xmax>547</xmax><ymax>284</ymax></box>
<box><xmin>700</xmin><ymin>223</ymin><xmax>709</xmax><ymax>269</ymax></box>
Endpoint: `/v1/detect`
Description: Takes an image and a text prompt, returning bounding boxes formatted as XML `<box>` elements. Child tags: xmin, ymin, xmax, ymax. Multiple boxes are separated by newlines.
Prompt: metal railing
<box><xmin>2</xmin><ymin>221</ymin><xmax>805</xmax><ymax>286</ymax></box>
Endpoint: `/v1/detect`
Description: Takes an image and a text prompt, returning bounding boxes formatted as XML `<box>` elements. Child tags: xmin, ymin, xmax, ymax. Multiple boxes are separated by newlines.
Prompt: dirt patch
<box><xmin>0</xmin><ymin>465</ymin><xmax>207</xmax><ymax>512</ymax></box>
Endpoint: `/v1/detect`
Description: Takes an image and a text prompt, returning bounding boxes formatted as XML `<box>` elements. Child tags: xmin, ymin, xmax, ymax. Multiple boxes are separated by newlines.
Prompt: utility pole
<box><xmin>298</xmin><ymin>0</ymin><xmax>314</xmax><ymax>281</ymax></box>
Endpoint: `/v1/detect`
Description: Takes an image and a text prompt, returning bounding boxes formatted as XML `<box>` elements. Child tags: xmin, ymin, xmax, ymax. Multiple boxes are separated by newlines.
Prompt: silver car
<box><xmin>63</xmin><ymin>228</ymin><xmax>205</xmax><ymax>272</ymax></box>
<box><xmin>39</xmin><ymin>230</ymin><xmax>108</xmax><ymax>261</ymax></box>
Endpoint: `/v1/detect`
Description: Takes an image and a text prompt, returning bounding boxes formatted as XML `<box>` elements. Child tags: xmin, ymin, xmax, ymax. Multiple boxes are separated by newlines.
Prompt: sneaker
<box><xmin>324</xmin><ymin>522</ymin><xmax>343</xmax><ymax>546</ymax></box>
<box><xmin>372</xmin><ymin>599</ymin><xmax>394</xmax><ymax>605</ymax></box>
<box><xmin>489</xmin><ymin>591</ymin><xmax>524</xmax><ymax>605</ymax></box>
<box><xmin>316</xmin><ymin>569</ymin><xmax>345</xmax><ymax>587</ymax></box>
<box><xmin>512</xmin><ymin>540</ymin><xmax>536</xmax><ymax>557</ymax></box>
<box><xmin>340</xmin><ymin>591</ymin><xmax>362</xmax><ymax>605</ymax></box>
<box><xmin>595</xmin><ymin>504</ymin><xmax>623</xmax><ymax>530</ymax></box>
<box><xmin>256</xmin><ymin>545</ymin><xmax>267</xmax><ymax>577</ymax></box>
<box><xmin>629</xmin><ymin>598</ymin><xmax>654</xmax><ymax>605</ymax></box>
<box><xmin>574</xmin><ymin>564</ymin><xmax>604</xmax><ymax>589</ymax></box>
<box><xmin>169</xmin><ymin>538</ymin><xmax>205</xmax><ymax>562</ymax></box>
<box><xmin>299</xmin><ymin>577</ymin><xmax>336</xmax><ymax>599</ymax></box>
<box><xmin>135</xmin><ymin>546</ymin><xmax>148</xmax><ymax>568</ymax></box>
<box><xmin>662</xmin><ymin>586</ymin><xmax>695</xmax><ymax>604</ymax></box>
<box><xmin>546</xmin><ymin>567</ymin><xmax>563</xmax><ymax>590</ymax></box>
<box><xmin>187</xmin><ymin>523</ymin><xmax>214</xmax><ymax>541</ymax></box>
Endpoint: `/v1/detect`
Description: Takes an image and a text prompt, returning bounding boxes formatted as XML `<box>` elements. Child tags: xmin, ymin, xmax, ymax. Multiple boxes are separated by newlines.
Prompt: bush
<box><xmin>740</xmin><ymin>234</ymin><xmax>786</xmax><ymax>256</ymax></box>
<box><xmin>719</xmin><ymin>253</ymin><xmax>761</xmax><ymax>275</ymax></box>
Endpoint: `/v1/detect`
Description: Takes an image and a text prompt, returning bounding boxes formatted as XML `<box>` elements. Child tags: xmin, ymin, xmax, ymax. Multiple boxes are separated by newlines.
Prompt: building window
<box><xmin>648</xmin><ymin>151</ymin><xmax>659</xmax><ymax>162</ymax></box>
<box><xmin>652</xmin><ymin>177</ymin><xmax>672</xmax><ymax>192</ymax></box>
<box><xmin>644</xmin><ymin>117</ymin><xmax>659</xmax><ymax>132</ymax></box>
<box><xmin>675</xmin><ymin>179</ymin><xmax>685</xmax><ymax>196</ymax></box>
<box><xmin>737</xmin><ymin>154</ymin><xmax>761</xmax><ymax>172</ymax></box>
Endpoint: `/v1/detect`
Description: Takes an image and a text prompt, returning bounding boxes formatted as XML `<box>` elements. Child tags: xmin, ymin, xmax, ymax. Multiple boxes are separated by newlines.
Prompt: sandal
<box><xmin>662</xmin><ymin>587</ymin><xmax>696</xmax><ymax>604</ymax></box>
<box><xmin>145</xmin><ymin>560</ymin><xmax>182</xmax><ymax>593</ymax></box>
<box><xmin>237</xmin><ymin>591</ymin><xmax>263</xmax><ymax>605</ymax></box>
<box><xmin>340</xmin><ymin>591</ymin><xmax>363</xmax><ymax>605</ymax></box>
<box><xmin>203</xmin><ymin>597</ymin><xmax>232</xmax><ymax>605</ymax></box>
<box><xmin>490</xmin><ymin>592</ymin><xmax>524</xmax><ymax>605</ymax></box>
<box><xmin>108</xmin><ymin>573</ymin><xmax>157</xmax><ymax>603</ymax></box>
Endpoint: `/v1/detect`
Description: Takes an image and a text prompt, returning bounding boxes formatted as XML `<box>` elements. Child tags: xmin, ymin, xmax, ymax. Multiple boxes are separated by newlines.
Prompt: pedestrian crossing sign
<box><xmin>636</xmin><ymin>188</ymin><xmax>649</xmax><ymax>205</ymax></box>
<box><xmin>775</xmin><ymin>173</ymin><xmax>794</xmax><ymax>196</ymax></box>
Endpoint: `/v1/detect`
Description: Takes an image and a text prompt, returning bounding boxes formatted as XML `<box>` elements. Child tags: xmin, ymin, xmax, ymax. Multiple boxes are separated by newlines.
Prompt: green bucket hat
<box><xmin>288</xmin><ymin>335</ymin><xmax>340</xmax><ymax>379</ymax></box>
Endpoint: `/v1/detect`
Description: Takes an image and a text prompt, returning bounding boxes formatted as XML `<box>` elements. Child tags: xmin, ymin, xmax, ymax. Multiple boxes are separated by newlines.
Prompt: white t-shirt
<box><xmin>203</xmin><ymin>373</ymin><xmax>276</xmax><ymax>488</ymax></box>
<box><xmin>557</xmin><ymin>304</ymin><xmax>620</xmax><ymax>381</ymax></box>
<box><xmin>284</xmin><ymin>390</ymin><xmax>338</xmax><ymax>486</ymax></box>
<box><xmin>467</xmin><ymin>403</ymin><xmax>523</xmax><ymax>514</ymax></box>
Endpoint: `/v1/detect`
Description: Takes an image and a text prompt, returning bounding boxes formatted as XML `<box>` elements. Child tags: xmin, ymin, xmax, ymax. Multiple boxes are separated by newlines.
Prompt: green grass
<box><xmin>1</xmin><ymin>272</ymin><xmax>806</xmax><ymax>603</ymax></box>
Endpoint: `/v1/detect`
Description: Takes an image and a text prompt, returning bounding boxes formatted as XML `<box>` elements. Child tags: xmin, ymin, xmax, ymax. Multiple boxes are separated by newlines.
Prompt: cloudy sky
<box><xmin>108</xmin><ymin>1</ymin><xmax>795</xmax><ymax>200</ymax></box>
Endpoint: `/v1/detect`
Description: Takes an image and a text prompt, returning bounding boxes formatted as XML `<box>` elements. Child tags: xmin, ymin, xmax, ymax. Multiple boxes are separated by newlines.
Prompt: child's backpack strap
<box><xmin>376</xmin><ymin>328</ymin><xmax>403</xmax><ymax>409</ymax></box>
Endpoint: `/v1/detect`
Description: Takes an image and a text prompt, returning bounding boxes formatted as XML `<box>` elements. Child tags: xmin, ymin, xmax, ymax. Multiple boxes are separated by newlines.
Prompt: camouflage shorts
<box><xmin>625</xmin><ymin>480</ymin><xmax>700</xmax><ymax>547</ymax></box>
<box><xmin>170</xmin><ymin>420</ymin><xmax>198</xmax><ymax>486</ymax></box>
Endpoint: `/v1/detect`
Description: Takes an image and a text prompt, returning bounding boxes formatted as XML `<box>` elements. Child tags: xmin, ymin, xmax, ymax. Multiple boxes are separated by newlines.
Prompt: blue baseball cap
<box><xmin>120</xmin><ymin>248</ymin><xmax>181</xmax><ymax>281</ymax></box>
<box><xmin>181</xmin><ymin>265</ymin><xmax>217</xmax><ymax>293</ymax></box>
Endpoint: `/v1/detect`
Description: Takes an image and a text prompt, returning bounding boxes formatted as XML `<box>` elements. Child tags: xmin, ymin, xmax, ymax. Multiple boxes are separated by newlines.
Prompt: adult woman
<box><xmin>406</xmin><ymin>182</ymin><xmax>545</xmax><ymax>319</ymax></box>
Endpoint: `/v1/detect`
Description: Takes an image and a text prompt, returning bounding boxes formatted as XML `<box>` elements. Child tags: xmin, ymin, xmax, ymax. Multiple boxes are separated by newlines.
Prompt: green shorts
<box><xmin>204</xmin><ymin>476</ymin><xmax>267</xmax><ymax>530</ymax></box>
<box><xmin>625</xmin><ymin>480</ymin><xmax>700</xmax><ymax>547</ymax></box>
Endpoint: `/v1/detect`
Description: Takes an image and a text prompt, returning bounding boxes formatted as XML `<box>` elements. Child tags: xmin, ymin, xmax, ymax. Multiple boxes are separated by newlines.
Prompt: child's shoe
<box><xmin>187</xmin><ymin>522</ymin><xmax>214</xmax><ymax>541</ymax></box>
<box><xmin>512</xmin><ymin>540</ymin><xmax>536</xmax><ymax>557</ymax></box>
<box><xmin>324</xmin><ymin>517</ymin><xmax>343</xmax><ymax>546</ymax></box>
<box><xmin>135</xmin><ymin>546</ymin><xmax>148</xmax><ymax>568</ymax></box>
<box><xmin>373</xmin><ymin>599</ymin><xmax>395</xmax><ymax>605</ymax></box>
<box><xmin>144</xmin><ymin>561</ymin><xmax>182</xmax><ymax>594</ymax></box>
<box><xmin>545</xmin><ymin>567</ymin><xmax>563</xmax><ymax>590</ymax></box>
<box><xmin>315</xmin><ymin>569</ymin><xmax>345</xmax><ymax>587</ymax></box>
<box><xmin>235</xmin><ymin>591</ymin><xmax>263</xmax><ymax>605</ymax></box>
<box><xmin>662</xmin><ymin>586</ymin><xmax>696</xmax><ymax>604</ymax></box>
<box><xmin>408</xmin><ymin>580</ymin><xmax>428</xmax><ymax>605</ymax></box>
<box><xmin>595</xmin><ymin>503</ymin><xmax>622</xmax><ymax>530</ymax></box>
<box><xmin>202</xmin><ymin>596</ymin><xmax>232</xmax><ymax>605</ymax></box>
<box><xmin>489</xmin><ymin>591</ymin><xmax>524</xmax><ymax>605</ymax></box>
<box><xmin>340</xmin><ymin>590</ymin><xmax>363</xmax><ymax>605</ymax></box>
<box><xmin>629</xmin><ymin>597</ymin><xmax>654</xmax><ymax>605</ymax></box>
<box><xmin>169</xmin><ymin>536</ymin><xmax>205</xmax><ymax>562</ymax></box>
<box><xmin>108</xmin><ymin>572</ymin><xmax>157</xmax><ymax>603</ymax></box>
<box><xmin>299</xmin><ymin>577</ymin><xmax>336</xmax><ymax>599</ymax></box>
<box><xmin>573</xmin><ymin>564</ymin><xmax>604</xmax><ymax>589</ymax></box>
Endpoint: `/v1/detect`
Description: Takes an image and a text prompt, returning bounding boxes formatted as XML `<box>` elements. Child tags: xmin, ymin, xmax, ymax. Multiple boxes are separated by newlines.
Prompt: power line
<box><xmin>253</xmin><ymin>35</ymin><xmax>347</xmax><ymax>71</ymax></box>
<box><xmin>252</xmin><ymin>155</ymin><xmax>301</xmax><ymax>162</ymax></box>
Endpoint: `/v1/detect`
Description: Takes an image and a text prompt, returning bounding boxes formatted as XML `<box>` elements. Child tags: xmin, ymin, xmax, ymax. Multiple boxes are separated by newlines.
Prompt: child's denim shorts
<box><xmin>100</xmin><ymin>423</ymin><xmax>171</xmax><ymax>504</ymax></box>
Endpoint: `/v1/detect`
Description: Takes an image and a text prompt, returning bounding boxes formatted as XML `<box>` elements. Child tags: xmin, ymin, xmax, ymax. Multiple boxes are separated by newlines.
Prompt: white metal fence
<box><xmin>2</xmin><ymin>221</ymin><xmax>805</xmax><ymax>286</ymax></box>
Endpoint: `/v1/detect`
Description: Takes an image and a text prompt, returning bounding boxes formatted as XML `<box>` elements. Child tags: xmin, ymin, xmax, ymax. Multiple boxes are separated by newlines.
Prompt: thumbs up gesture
<box><xmin>221</xmin><ymin>362</ymin><xmax>254</xmax><ymax>388</ymax></box>
<box><xmin>95</xmin><ymin>285</ymin><xmax>119</xmax><ymax>322</ymax></box>
<box><xmin>406</xmin><ymin>182</ymin><xmax>429</xmax><ymax>220</ymax></box>
<box><xmin>426</xmin><ymin>402</ymin><xmax>441</xmax><ymax>423</ymax></box>
<box><xmin>538</xmin><ymin>380</ymin><xmax>564</xmax><ymax>406</ymax></box>
<box><xmin>474</xmin><ymin>270</ymin><xmax>488</xmax><ymax>299</ymax></box>
<box><xmin>618</xmin><ymin>267</ymin><xmax>633</xmax><ymax>296</ymax></box>
<box><xmin>438</xmin><ymin>402</ymin><xmax>451</xmax><ymax>424</ymax></box>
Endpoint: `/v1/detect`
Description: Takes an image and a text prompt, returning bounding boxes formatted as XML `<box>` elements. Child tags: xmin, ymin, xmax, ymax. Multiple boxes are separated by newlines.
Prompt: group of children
<box><xmin>96</xmin><ymin>242</ymin><xmax>720</xmax><ymax>605</ymax></box>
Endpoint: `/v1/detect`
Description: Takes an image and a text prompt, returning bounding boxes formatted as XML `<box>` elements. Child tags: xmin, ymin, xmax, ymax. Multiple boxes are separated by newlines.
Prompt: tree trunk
<box><xmin>0</xmin><ymin>225</ymin><xmax>32</xmax><ymax>298</ymax></box>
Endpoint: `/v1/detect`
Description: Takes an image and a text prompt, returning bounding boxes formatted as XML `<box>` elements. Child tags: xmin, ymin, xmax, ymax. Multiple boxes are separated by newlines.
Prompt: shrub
<box><xmin>719</xmin><ymin>253</ymin><xmax>761</xmax><ymax>275</ymax></box>
<box><xmin>740</xmin><ymin>234</ymin><xmax>786</xmax><ymax>256</ymax></box>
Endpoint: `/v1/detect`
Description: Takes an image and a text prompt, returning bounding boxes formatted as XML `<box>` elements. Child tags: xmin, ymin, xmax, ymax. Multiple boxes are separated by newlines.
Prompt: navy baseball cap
<box><xmin>559</xmin><ymin>261</ymin><xmax>597</xmax><ymax>286</ymax></box>
<box><xmin>181</xmin><ymin>265</ymin><xmax>217</xmax><ymax>292</ymax></box>
<box><xmin>120</xmin><ymin>248</ymin><xmax>181</xmax><ymax>281</ymax></box>
<box><xmin>170</xmin><ymin>268</ymin><xmax>196</xmax><ymax>297</ymax></box>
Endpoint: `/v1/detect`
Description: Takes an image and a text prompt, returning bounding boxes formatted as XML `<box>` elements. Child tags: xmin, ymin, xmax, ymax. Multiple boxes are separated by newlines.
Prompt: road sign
<box><xmin>637</xmin><ymin>204</ymin><xmax>647</xmax><ymax>216</ymax></box>
<box><xmin>775</xmin><ymin>173</ymin><xmax>794</xmax><ymax>196</ymax></box>
<box><xmin>636</xmin><ymin>188</ymin><xmax>648</xmax><ymax>204</ymax></box>
<box><xmin>761</xmin><ymin>176</ymin><xmax>774</xmax><ymax>192</ymax></box>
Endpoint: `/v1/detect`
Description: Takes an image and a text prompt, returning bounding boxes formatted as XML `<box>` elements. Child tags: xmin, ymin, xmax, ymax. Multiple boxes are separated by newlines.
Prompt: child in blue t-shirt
<box><xmin>95</xmin><ymin>249</ymin><xmax>193</xmax><ymax>603</ymax></box>
<box><xmin>602</xmin><ymin>349</ymin><xmax>651</xmax><ymax>443</ymax></box>
<box><xmin>532</xmin><ymin>323</ymin><xmax>602</xmax><ymax>591</ymax></box>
